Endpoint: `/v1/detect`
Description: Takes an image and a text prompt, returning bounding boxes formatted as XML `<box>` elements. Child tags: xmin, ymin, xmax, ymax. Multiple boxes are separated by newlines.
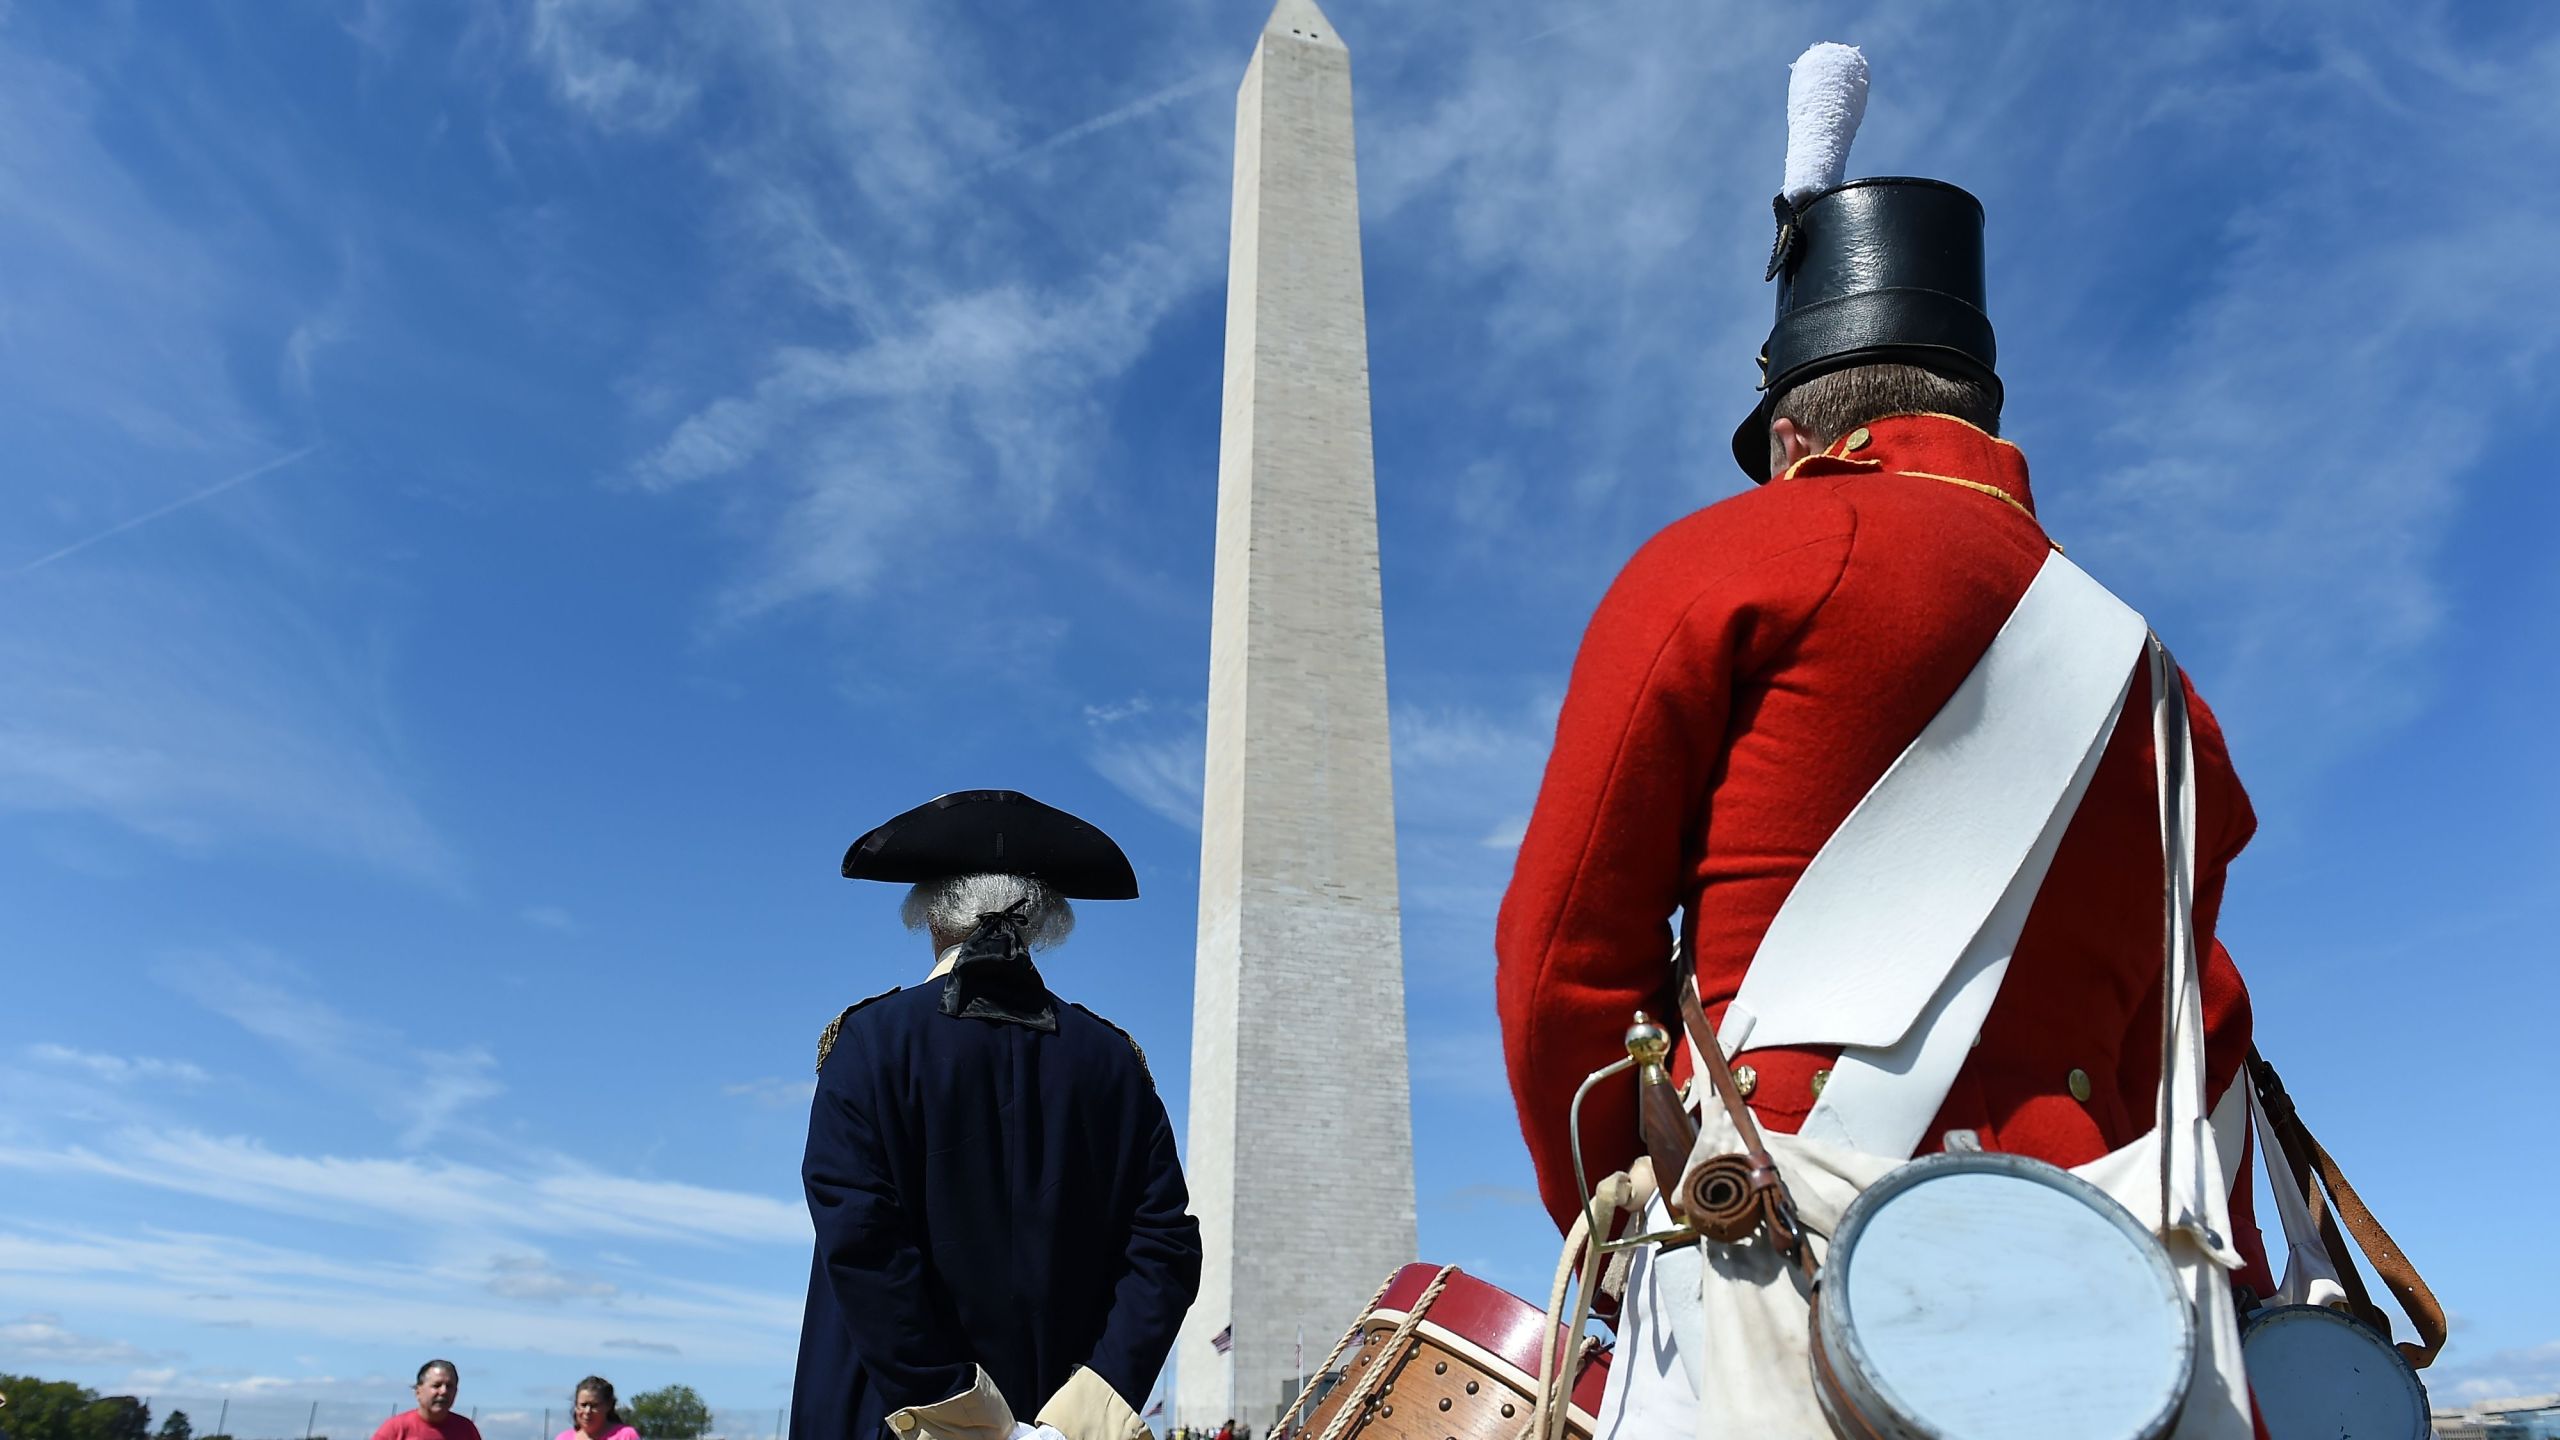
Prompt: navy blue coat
<box><xmin>790</xmin><ymin>978</ymin><xmax>1201</xmax><ymax>1440</ymax></box>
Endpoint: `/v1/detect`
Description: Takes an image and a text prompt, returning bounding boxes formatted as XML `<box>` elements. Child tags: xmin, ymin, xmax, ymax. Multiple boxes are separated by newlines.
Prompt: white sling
<box><xmin>1717</xmin><ymin>552</ymin><xmax>2146</xmax><ymax>1160</ymax></box>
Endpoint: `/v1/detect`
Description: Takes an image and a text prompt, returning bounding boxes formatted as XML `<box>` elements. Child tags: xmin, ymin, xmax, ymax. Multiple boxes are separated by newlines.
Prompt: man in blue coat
<box><xmin>791</xmin><ymin>791</ymin><xmax>1202</xmax><ymax>1440</ymax></box>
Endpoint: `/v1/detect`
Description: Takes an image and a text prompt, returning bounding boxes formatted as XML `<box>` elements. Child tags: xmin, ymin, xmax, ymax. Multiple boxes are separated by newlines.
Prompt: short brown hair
<box><xmin>1767</xmin><ymin>363</ymin><xmax>2000</xmax><ymax>475</ymax></box>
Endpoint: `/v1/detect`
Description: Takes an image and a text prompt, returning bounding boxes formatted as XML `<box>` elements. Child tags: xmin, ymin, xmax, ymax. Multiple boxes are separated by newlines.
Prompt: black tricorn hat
<box><xmin>1731</xmin><ymin>177</ymin><xmax>2000</xmax><ymax>481</ymax></box>
<box><xmin>842</xmin><ymin>790</ymin><xmax>1139</xmax><ymax>900</ymax></box>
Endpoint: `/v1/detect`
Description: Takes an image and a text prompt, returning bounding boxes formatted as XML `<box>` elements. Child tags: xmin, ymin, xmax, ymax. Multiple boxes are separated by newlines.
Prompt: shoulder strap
<box><xmin>1723</xmin><ymin>551</ymin><xmax>2149</xmax><ymax>1159</ymax></box>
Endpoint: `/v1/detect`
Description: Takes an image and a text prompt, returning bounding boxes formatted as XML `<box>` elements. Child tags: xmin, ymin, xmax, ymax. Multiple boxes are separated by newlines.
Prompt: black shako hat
<box><xmin>841</xmin><ymin>789</ymin><xmax>1139</xmax><ymax>900</ymax></box>
<box><xmin>1731</xmin><ymin>176</ymin><xmax>2000</xmax><ymax>482</ymax></box>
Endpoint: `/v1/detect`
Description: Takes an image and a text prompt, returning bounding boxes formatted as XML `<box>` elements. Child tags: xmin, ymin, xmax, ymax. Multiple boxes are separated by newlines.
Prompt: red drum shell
<box><xmin>1285</xmin><ymin>1263</ymin><xmax>1612</xmax><ymax>1440</ymax></box>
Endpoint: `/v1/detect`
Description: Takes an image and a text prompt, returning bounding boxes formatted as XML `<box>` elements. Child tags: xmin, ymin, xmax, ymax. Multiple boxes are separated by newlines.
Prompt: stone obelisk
<box><xmin>1178</xmin><ymin>0</ymin><xmax>1415</xmax><ymax>1427</ymax></box>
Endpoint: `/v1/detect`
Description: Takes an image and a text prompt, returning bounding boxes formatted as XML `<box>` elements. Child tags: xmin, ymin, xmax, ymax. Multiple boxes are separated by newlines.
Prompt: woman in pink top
<box><xmin>559</xmin><ymin>1377</ymin><xmax>639</xmax><ymax>1440</ymax></box>
<box><xmin>373</xmin><ymin>1361</ymin><xmax>481</xmax><ymax>1440</ymax></box>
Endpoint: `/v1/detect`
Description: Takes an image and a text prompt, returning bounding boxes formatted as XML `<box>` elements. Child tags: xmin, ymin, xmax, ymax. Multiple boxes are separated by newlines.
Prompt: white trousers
<box><xmin>1590</xmin><ymin>1197</ymin><xmax>1703</xmax><ymax>1440</ymax></box>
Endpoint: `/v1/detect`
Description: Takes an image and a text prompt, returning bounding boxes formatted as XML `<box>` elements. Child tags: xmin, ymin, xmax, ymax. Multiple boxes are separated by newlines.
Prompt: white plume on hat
<box><xmin>1782</xmin><ymin>42</ymin><xmax>1868</xmax><ymax>204</ymax></box>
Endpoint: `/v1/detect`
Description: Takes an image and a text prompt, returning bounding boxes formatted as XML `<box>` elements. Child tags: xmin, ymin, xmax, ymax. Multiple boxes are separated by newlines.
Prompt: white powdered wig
<box><xmin>901</xmin><ymin>873</ymin><xmax>1077</xmax><ymax>951</ymax></box>
<box><xmin>1783</xmin><ymin>42</ymin><xmax>1869</xmax><ymax>204</ymax></box>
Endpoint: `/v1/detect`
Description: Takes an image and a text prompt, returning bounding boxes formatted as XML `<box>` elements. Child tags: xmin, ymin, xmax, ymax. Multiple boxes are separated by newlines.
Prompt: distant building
<box><xmin>2435</xmin><ymin>1394</ymin><xmax>2560</xmax><ymax>1439</ymax></box>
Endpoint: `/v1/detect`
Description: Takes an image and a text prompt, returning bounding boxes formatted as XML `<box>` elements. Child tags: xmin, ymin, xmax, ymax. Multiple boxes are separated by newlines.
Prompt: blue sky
<box><xmin>4</xmin><ymin>0</ymin><xmax>2557</xmax><ymax>1426</ymax></box>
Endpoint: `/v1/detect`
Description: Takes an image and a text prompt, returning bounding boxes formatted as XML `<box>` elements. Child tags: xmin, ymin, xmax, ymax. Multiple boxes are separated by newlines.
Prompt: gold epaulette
<box><xmin>815</xmin><ymin>988</ymin><xmax>899</xmax><ymax>1074</ymax></box>
<box><xmin>1071</xmin><ymin>1002</ymin><xmax>1152</xmax><ymax>1086</ymax></box>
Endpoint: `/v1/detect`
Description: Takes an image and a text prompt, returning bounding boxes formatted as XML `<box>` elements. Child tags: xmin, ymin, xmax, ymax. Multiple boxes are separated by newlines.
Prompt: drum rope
<box><xmin>1272</xmin><ymin>1269</ymin><xmax>1398</xmax><ymax>1440</ymax></box>
<box><xmin>1310</xmin><ymin>1265</ymin><xmax>1457</xmax><ymax>1440</ymax></box>
<box><xmin>1534</xmin><ymin>1166</ymin><xmax>1642</xmax><ymax>1440</ymax></box>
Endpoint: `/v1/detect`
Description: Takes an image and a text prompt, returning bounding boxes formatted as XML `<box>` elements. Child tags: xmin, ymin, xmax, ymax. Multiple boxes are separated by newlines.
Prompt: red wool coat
<box><xmin>1495</xmin><ymin>412</ymin><xmax>2273</xmax><ymax>1298</ymax></box>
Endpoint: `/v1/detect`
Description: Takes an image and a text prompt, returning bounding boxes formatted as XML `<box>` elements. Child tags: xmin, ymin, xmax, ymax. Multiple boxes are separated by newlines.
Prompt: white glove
<box><xmin>1006</xmin><ymin>1426</ymin><xmax>1038</xmax><ymax>1440</ymax></box>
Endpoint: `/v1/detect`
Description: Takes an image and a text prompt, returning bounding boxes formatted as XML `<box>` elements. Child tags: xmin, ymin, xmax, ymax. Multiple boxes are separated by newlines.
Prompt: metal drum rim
<box><xmin>1820</xmin><ymin>1151</ymin><xmax>2195</xmax><ymax>1440</ymax></box>
<box><xmin>2238</xmin><ymin>1304</ymin><xmax>2428</xmax><ymax>1440</ymax></box>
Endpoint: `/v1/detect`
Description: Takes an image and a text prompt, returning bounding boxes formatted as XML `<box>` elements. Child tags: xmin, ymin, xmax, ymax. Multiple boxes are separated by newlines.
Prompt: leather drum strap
<box><xmin>2250</xmin><ymin>1050</ymin><xmax>2446</xmax><ymax>1369</ymax></box>
<box><xmin>1676</xmin><ymin>975</ymin><xmax>1811</xmax><ymax>1276</ymax></box>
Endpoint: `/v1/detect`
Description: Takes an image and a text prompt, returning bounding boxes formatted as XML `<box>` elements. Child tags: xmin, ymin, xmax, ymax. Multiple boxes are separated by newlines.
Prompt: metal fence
<box><xmin>127</xmin><ymin>1399</ymin><xmax>787</xmax><ymax>1440</ymax></box>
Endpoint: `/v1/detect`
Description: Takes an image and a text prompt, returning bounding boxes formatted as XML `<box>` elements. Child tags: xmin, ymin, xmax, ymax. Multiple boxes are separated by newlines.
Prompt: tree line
<box><xmin>1</xmin><ymin>1376</ymin><xmax>193</xmax><ymax>1440</ymax></box>
<box><xmin>1</xmin><ymin>1377</ymin><xmax>719</xmax><ymax>1440</ymax></box>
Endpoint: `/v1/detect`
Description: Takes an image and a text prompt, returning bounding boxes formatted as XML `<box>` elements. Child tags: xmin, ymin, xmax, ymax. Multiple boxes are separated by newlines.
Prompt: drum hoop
<box><xmin>1806</xmin><ymin>1291</ymin><xmax>1889</xmax><ymax>1440</ymax></box>
<box><xmin>1820</xmin><ymin>1152</ymin><xmax>2194</xmax><ymax>1440</ymax></box>
<box><xmin>2238</xmin><ymin>1303</ymin><xmax>2428</xmax><ymax>1433</ymax></box>
<box><xmin>1360</xmin><ymin>1309</ymin><xmax>1604</xmax><ymax>1427</ymax></box>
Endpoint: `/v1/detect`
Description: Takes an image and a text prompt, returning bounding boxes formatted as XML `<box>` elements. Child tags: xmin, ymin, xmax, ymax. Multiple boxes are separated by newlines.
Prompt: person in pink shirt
<box><xmin>558</xmin><ymin>1378</ymin><xmax>637</xmax><ymax>1440</ymax></box>
<box><xmin>373</xmin><ymin>1361</ymin><xmax>480</xmax><ymax>1440</ymax></box>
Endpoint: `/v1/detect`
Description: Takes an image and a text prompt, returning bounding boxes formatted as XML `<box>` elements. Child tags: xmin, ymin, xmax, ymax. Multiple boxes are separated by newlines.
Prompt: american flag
<box><xmin>1210</xmin><ymin>1324</ymin><xmax>1234</xmax><ymax>1354</ymax></box>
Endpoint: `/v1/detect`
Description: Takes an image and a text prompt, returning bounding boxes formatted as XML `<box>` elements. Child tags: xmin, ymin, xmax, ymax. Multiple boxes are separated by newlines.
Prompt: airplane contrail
<box><xmin>979</xmin><ymin>70</ymin><xmax>1227</xmax><ymax>176</ymax></box>
<box><xmin>11</xmin><ymin>442</ymin><xmax>324</xmax><ymax>576</ymax></box>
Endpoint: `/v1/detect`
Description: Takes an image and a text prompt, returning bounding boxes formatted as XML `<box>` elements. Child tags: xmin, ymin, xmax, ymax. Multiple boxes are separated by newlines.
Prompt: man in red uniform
<box><xmin>1491</xmin><ymin>177</ymin><xmax>2277</xmax><ymax>1306</ymax></box>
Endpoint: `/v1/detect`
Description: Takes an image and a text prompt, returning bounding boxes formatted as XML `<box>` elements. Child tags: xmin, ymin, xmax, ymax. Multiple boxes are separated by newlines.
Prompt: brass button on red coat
<box><xmin>1810</xmin><ymin>1067</ymin><xmax>1831</xmax><ymax>1099</ymax></box>
<box><xmin>1733</xmin><ymin>1063</ymin><xmax>1759</xmax><ymax>1098</ymax></box>
<box><xmin>2068</xmin><ymin>1068</ymin><xmax>2094</xmax><ymax>1103</ymax></box>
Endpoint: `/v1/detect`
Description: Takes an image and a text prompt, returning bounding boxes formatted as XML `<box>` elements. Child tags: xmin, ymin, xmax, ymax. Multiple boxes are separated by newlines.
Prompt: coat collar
<box><xmin>1776</xmin><ymin>412</ymin><xmax>2038</xmax><ymax>518</ymax></box>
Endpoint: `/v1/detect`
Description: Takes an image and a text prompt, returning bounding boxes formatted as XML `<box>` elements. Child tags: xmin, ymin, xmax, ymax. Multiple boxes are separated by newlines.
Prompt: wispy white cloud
<box><xmin>0</xmin><ymin>565</ymin><xmax>459</xmax><ymax>887</ymax></box>
<box><xmin>0</xmin><ymin>1129</ymin><xmax>806</xmax><ymax>1248</ymax></box>
<box><xmin>720</xmin><ymin>1076</ymin><xmax>816</xmax><ymax>1111</ymax></box>
<box><xmin>520</xmin><ymin>904</ymin><xmax>582</xmax><ymax>935</ymax></box>
<box><xmin>25</xmin><ymin>1044</ymin><xmax>211</xmax><ymax>1087</ymax></box>
<box><xmin>1086</xmin><ymin>733</ymin><xmax>1206</xmax><ymax>834</ymax></box>
<box><xmin>523</xmin><ymin>1</ymin><xmax>1231</xmax><ymax>630</ymax></box>
<box><xmin>0</xmin><ymin>32</ymin><xmax>448</xmax><ymax>888</ymax></box>
<box><xmin>0</xmin><ymin>1312</ymin><xmax>164</xmax><ymax>1365</ymax></box>
<box><xmin>1082</xmin><ymin>695</ymin><xmax>1205</xmax><ymax>832</ymax></box>
<box><xmin>2433</xmin><ymin>1336</ymin><xmax>2560</xmax><ymax>1404</ymax></box>
<box><xmin>165</xmin><ymin>951</ymin><xmax>500</xmax><ymax>1148</ymax></box>
<box><xmin>526</xmin><ymin>0</ymin><xmax>700</xmax><ymax>133</ymax></box>
<box><xmin>0</xmin><ymin>1224</ymin><xmax>799</xmax><ymax>1374</ymax></box>
<box><xmin>1388</xmin><ymin>700</ymin><xmax>1555</xmax><ymax>924</ymax></box>
<box><xmin>485</xmin><ymin>1253</ymin><xmax>620</xmax><ymax>1304</ymax></box>
<box><xmin>1075</xmin><ymin>686</ymin><xmax>1203</xmax><ymax>825</ymax></box>
<box><xmin>0</xmin><ymin>45</ymin><xmax>262</xmax><ymax>459</ymax></box>
<box><xmin>1356</xmin><ymin>0</ymin><xmax>2560</xmax><ymax>789</ymax></box>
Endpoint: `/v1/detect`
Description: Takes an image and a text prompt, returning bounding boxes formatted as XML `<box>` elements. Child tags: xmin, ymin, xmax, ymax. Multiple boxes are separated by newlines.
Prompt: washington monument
<box><xmin>1178</xmin><ymin>0</ymin><xmax>1416</xmax><ymax>1425</ymax></box>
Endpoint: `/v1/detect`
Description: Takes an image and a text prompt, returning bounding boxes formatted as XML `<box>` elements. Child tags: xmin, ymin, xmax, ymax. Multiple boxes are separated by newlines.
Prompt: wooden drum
<box><xmin>1281</xmin><ymin>1263</ymin><xmax>1612</xmax><ymax>1440</ymax></box>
